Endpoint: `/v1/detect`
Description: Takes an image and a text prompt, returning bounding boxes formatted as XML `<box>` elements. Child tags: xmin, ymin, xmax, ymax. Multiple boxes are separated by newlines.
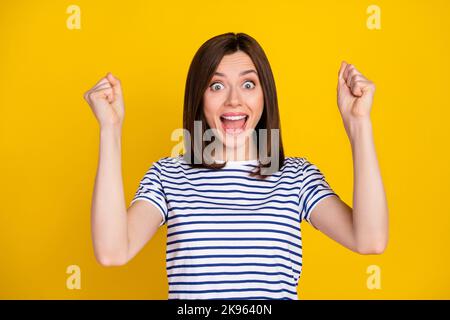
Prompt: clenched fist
<box><xmin>84</xmin><ymin>72</ymin><xmax>125</xmax><ymax>129</ymax></box>
<box><xmin>337</xmin><ymin>62</ymin><xmax>375</xmax><ymax>120</ymax></box>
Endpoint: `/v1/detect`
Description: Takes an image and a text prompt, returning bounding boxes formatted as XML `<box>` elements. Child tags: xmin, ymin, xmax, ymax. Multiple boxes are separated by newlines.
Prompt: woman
<box><xmin>84</xmin><ymin>32</ymin><xmax>389</xmax><ymax>300</ymax></box>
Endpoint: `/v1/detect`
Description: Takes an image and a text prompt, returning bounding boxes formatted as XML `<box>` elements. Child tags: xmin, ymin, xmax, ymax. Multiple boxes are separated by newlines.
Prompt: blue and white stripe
<box><xmin>131</xmin><ymin>155</ymin><xmax>338</xmax><ymax>300</ymax></box>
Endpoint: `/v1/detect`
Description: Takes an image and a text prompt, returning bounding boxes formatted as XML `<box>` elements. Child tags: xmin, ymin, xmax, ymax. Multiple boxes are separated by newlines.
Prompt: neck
<box><xmin>213</xmin><ymin>137</ymin><xmax>258</xmax><ymax>162</ymax></box>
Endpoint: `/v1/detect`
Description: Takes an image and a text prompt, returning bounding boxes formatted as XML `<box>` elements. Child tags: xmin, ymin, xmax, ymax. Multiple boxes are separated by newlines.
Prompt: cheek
<box><xmin>203</xmin><ymin>93</ymin><xmax>221</xmax><ymax>128</ymax></box>
<box><xmin>248</xmin><ymin>90</ymin><xmax>264</xmax><ymax>120</ymax></box>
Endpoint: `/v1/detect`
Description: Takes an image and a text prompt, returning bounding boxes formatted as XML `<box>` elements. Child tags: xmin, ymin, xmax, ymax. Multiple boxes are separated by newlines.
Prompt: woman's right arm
<box><xmin>84</xmin><ymin>73</ymin><xmax>163</xmax><ymax>267</ymax></box>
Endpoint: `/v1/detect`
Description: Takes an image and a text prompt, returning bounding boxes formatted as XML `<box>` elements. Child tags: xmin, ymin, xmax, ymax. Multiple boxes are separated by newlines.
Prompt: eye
<box><xmin>210</xmin><ymin>82</ymin><xmax>224</xmax><ymax>91</ymax></box>
<box><xmin>243</xmin><ymin>80</ymin><xmax>256</xmax><ymax>89</ymax></box>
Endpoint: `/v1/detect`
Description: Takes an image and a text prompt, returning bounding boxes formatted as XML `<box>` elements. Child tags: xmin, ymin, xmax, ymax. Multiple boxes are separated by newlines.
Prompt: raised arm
<box><xmin>84</xmin><ymin>73</ymin><xmax>163</xmax><ymax>266</ymax></box>
<box><xmin>307</xmin><ymin>62</ymin><xmax>389</xmax><ymax>255</ymax></box>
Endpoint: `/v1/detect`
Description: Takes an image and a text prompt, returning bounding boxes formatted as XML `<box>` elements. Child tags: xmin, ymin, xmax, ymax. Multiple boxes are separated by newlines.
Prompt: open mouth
<box><xmin>220</xmin><ymin>112</ymin><xmax>249</xmax><ymax>134</ymax></box>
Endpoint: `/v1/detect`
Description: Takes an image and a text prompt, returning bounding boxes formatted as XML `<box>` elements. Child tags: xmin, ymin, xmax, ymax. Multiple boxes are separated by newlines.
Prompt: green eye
<box><xmin>209</xmin><ymin>80</ymin><xmax>256</xmax><ymax>91</ymax></box>
<box><xmin>244</xmin><ymin>81</ymin><xmax>256</xmax><ymax>89</ymax></box>
<box><xmin>210</xmin><ymin>82</ymin><xmax>224</xmax><ymax>91</ymax></box>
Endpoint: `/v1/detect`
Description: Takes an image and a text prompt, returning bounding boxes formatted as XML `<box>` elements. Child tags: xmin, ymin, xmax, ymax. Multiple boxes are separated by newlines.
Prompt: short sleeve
<box><xmin>130</xmin><ymin>160</ymin><xmax>168</xmax><ymax>227</ymax></box>
<box><xmin>299</xmin><ymin>158</ymin><xmax>339</xmax><ymax>229</ymax></box>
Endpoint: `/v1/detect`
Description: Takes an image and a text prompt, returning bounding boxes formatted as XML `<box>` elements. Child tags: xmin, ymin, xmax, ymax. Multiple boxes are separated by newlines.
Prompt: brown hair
<box><xmin>182</xmin><ymin>32</ymin><xmax>285</xmax><ymax>178</ymax></box>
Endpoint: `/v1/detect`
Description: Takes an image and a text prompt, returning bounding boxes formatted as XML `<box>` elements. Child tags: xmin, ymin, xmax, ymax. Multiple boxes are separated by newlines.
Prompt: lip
<box><xmin>220</xmin><ymin>112</ymin><xmax>248</xmax><ymax>117</ymax></box>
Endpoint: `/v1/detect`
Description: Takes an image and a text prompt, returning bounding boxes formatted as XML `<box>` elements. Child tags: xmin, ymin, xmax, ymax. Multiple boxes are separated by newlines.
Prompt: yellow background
<box><xmin>1</xmin><ymin>0</ymin><xmax>449</xmax><ymax>299</ymax></box>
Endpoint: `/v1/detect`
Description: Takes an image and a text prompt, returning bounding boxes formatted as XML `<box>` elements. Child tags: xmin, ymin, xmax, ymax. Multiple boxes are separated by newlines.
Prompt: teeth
<box><xmin>221</xmin><ymin>115</ymin><xmax>247</xmax><ymax>121</ymax></box>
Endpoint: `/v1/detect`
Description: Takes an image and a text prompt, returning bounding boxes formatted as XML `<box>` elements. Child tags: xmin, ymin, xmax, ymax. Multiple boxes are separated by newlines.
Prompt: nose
<box><xmin>225</xmin><ymin>85</ymin><xmax>242</xmax><ymax>107</ymax></box>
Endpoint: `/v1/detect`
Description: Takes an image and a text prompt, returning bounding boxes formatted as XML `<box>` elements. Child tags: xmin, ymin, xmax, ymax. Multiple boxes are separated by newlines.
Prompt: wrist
<box><xmin>344</xmin><ymin>116</ymin><xmax>372</xmax><ymax>144</ymax></box>
<box><xmin>100</xmin><ymin>125</ymin><xmax>122</xmax><ymax>140</ymax></box>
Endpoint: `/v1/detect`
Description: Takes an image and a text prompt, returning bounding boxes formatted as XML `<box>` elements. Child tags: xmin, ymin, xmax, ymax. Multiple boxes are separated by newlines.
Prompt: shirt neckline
<box><xmin>176</xmin><ymin>155</ymin><xmax>260</xmax><ymax>167</ymax></box>
<box><xmin>214</xmin><ymin>159</ymin><xmax>259</xmax><ymax>167</ymax></box>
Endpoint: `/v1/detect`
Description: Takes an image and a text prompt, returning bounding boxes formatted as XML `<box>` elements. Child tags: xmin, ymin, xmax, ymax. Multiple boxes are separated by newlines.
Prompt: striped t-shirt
<box><xmin>130</xmin><ymin>155</ymin><xmax>338</xmax><ymax>300</ymax></box>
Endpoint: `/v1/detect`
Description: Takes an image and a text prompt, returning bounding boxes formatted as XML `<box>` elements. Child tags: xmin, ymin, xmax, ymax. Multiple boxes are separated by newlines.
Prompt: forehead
<box><xmin>215</xmin><ymin>51</ymin><xmax>256</xmax><ymax>73</ymax></box>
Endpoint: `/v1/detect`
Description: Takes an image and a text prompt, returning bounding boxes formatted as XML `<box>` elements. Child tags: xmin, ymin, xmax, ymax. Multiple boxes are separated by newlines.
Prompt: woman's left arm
<box><xmin>308</xmin><ymin>61</ymin><xmax>389</xmax><ymax>255</ymax></box>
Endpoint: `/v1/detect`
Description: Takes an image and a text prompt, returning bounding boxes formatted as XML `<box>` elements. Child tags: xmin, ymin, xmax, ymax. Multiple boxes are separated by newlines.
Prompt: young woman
<box><xmin>84</xmin><ymin>32</ymin><xmax>389</xmax><ymax>300</ymax></box>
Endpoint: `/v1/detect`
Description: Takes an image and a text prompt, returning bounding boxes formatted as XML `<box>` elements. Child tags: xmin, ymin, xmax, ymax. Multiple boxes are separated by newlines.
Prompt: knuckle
<box><xmin>89</xmin><ymin>91</ymin><xmax>98</xmax><ymax>99</ymax></box>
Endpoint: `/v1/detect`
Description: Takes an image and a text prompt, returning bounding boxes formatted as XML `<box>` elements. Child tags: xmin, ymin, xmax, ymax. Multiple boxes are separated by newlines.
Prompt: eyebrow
<box><xmin>213</xmin><ymin>69</ymin><xmax>258</xmax><ymax>77</ymax></box>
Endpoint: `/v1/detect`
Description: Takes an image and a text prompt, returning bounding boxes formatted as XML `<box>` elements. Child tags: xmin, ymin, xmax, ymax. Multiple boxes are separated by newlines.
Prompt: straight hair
<box><xmin>182</xmin><ymin>32</ymin><xmax>285</xmax><ymax>178</ymax></box>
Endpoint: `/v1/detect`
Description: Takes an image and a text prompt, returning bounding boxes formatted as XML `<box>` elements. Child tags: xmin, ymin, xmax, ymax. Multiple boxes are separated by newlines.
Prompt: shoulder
<box><xmin>151</xmin><ymin>155</ymin><xmax>186</xmax><ymax>170</ymax></box>
<box><xmin>282</xmin><ymin>156</ymin><xmax>322</xmax><ymax>175</ymax></box>
<box><xmin>285</xmin><ymin>156</ymin><xmax>319</xmax><ymax>167</ymax></box>
<box><xmin>155</xmin><ymin>155</ymin><xmax>182</xmax><ymax>164</ymax></box>
<box><xmin>282</xmin><ymin>156</ymin><xmax>307</xmax><ymax>169</ymax></box>
<box><xmin>141</xmin><ymin>156</ymin><xmax>185</xmax><ymax>179</ymax></box>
